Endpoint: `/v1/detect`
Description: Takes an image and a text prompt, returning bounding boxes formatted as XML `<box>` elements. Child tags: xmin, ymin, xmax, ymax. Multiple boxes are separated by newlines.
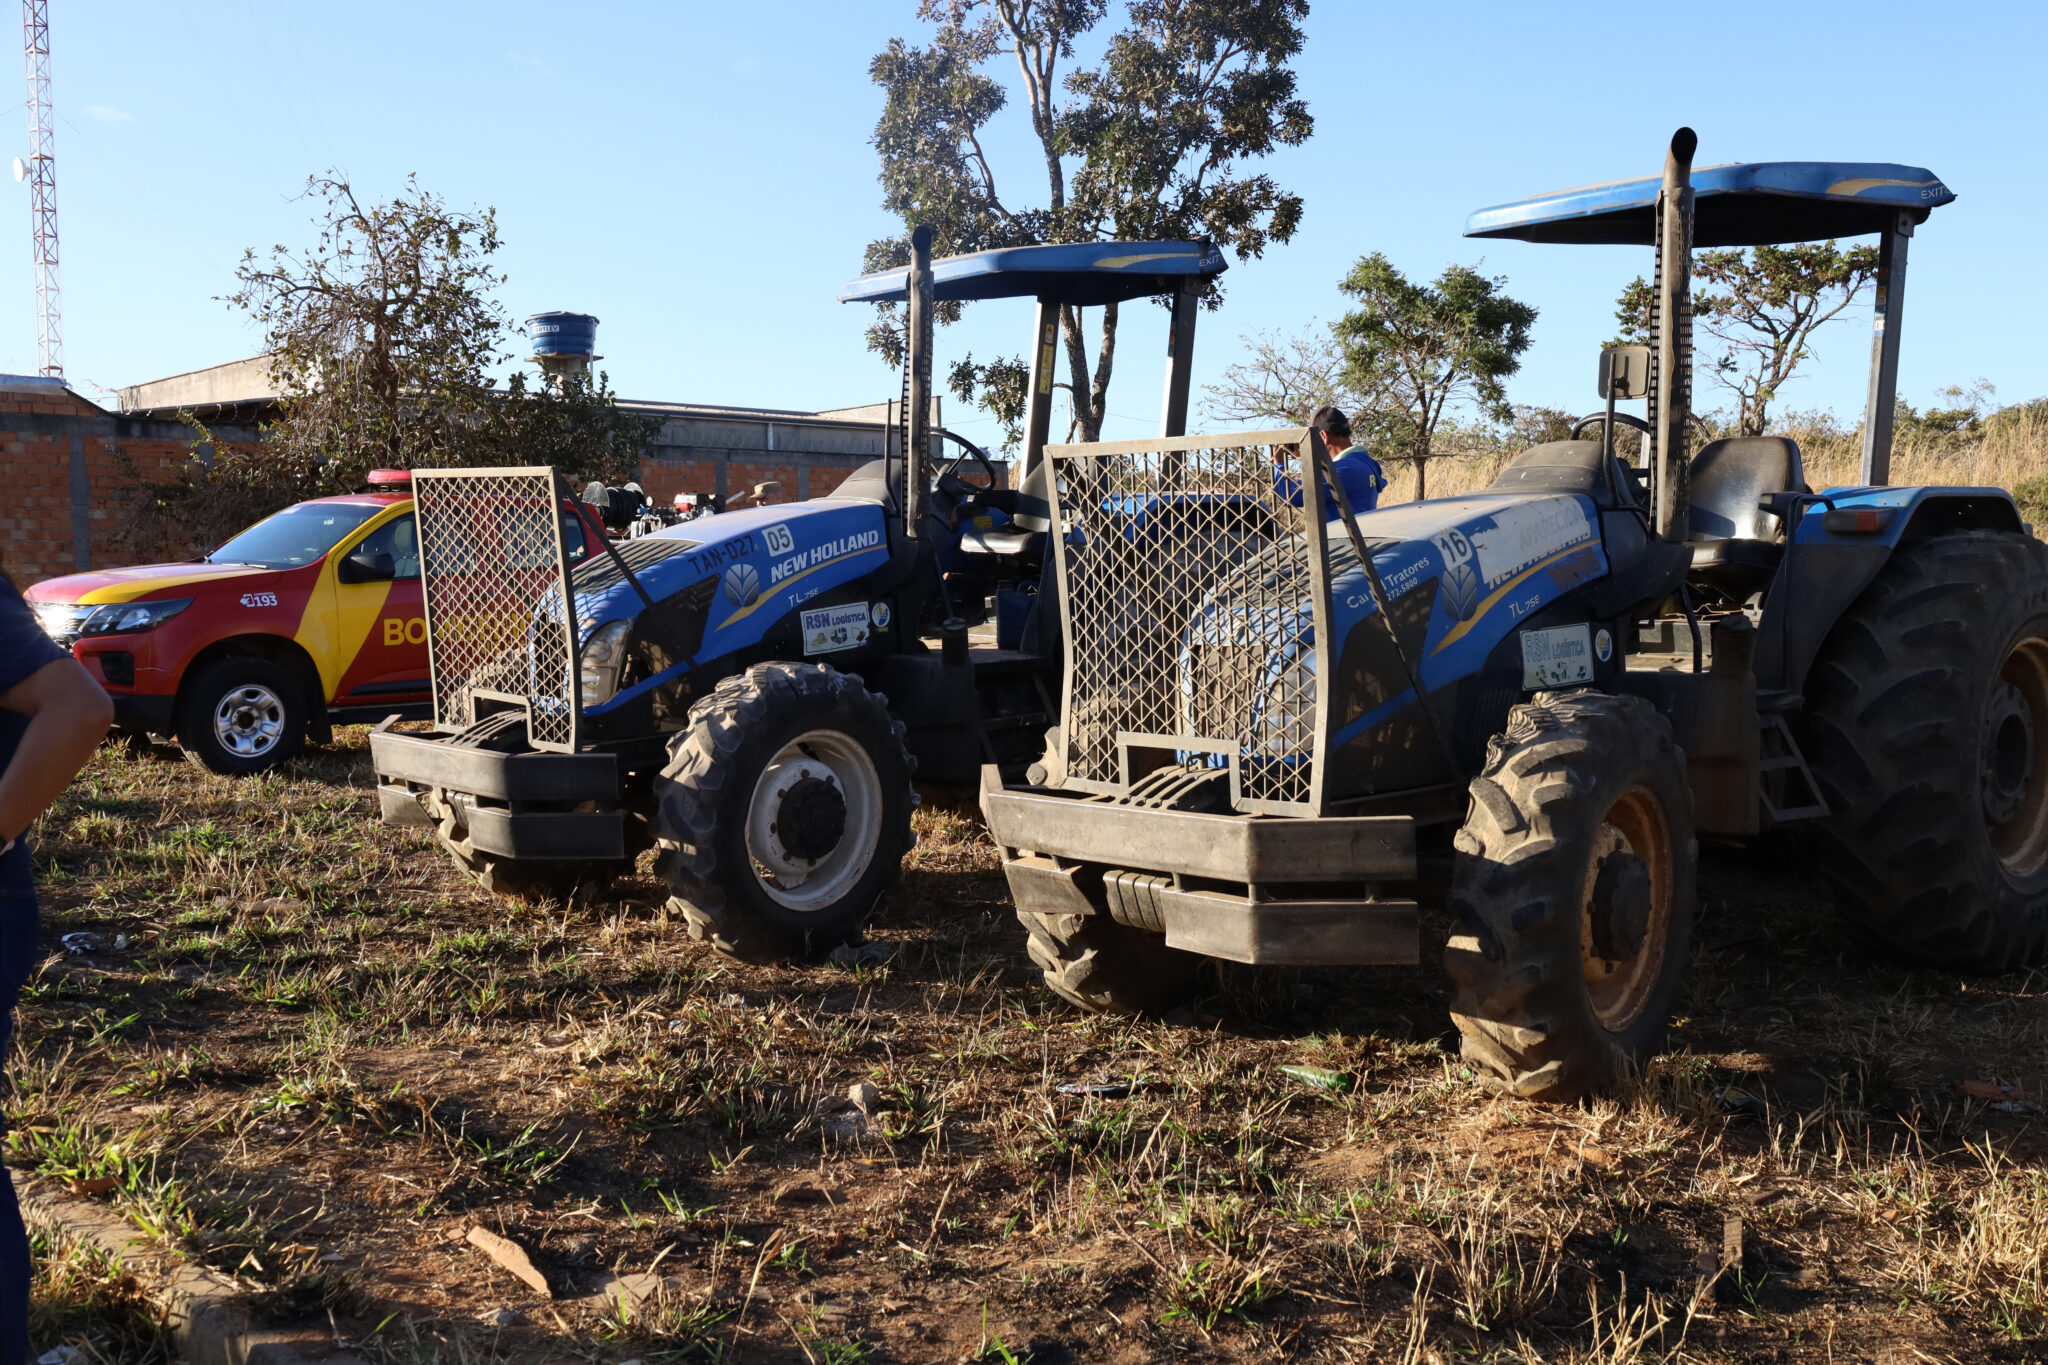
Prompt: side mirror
<box><xmin>1598</xmin><ymin>346</ymin><xmax>1652</xmax><ymax>401</ymax></box>
<box><xmin>339</xmin><ymin>549</ymin><xmax>396</xmax><ymax>584</ymax></box>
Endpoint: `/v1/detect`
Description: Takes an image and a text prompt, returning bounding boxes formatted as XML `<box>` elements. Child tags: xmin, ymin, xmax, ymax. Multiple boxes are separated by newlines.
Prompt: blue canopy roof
<box><xmin>839</xmin><ymin>240</ymin><xmax>1227</xmax><ymax>308</ymax></box>
<box><xmin>1465</xmin><ymin>162</ymin><xmax>1954</xmax><ymax>247</ymax></box>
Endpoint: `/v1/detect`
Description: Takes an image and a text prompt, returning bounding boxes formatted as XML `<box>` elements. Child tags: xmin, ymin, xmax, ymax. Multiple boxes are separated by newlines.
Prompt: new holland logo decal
<box><xmin>722</xmin><ymin>562</ymin><xmax>762</xmax><ymax>607</ymax></box>
<box><xmin>1440</xmin><ymin>562</ymin><xmax>1482</xmax><ymax>620</ymax></box>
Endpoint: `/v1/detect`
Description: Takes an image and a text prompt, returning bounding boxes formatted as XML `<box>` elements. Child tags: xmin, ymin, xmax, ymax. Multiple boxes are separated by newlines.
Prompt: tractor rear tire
<box><xmin>1805</xmin><ymin>530</ymin><xmax>2048</xmax><ymax>970</ymax></box>
<box><xmin>653</xmin><ymin>662</ymin><xmax>915</xmax><ymax>962</ymax></box>
<box><xmin>1018</xmin><ymin>909</ymin><xmax>1204</xmax><ymax>1017</ymax></box>
<box><xmin>1446</xmin><ymin>690</ymin><xmax>1696</xmax><ymax>1102</ymax></box>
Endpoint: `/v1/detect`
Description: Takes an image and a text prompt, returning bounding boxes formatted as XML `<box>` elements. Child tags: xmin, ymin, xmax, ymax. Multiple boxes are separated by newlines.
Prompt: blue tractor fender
<box><xmin>1755</xmin><ymin>484</ymin><xmax>2025</xmax><ymax>697</ymax></box>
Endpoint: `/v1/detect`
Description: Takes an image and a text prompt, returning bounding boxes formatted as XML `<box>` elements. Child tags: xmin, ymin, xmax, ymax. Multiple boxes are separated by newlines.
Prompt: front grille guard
<box><xmin>412</xmin><ymin>467</ymin><xmax>583</xmax><ymax>754</ymax></box>
<box><xmin>1046</xmin><ymin>428</ymin><xmax>1335</xmax><ymax>816</ymax></box>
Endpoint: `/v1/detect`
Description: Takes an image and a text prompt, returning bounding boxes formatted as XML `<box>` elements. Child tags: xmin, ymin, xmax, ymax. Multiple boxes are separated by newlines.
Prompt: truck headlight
<box><xmin>1257</xmin><ymin>651</ymin><xmax>1317</xmax><ymax>754</ymax></box>
<box><xmin>75</xmin><ymin>598</ymin><xmax>192</xmax><ymax>640</ymax></box>
<box><xmin>579</xmin><ymin>619</ymin><xmax>632</xmax><ymax>704</ymax></box>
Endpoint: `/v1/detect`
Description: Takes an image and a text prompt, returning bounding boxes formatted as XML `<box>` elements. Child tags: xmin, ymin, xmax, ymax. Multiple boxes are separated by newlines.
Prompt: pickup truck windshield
<box><xmin>208</xmin><ymin>503</ymin><xmax>384</xmax><ymax>570</ymax></box>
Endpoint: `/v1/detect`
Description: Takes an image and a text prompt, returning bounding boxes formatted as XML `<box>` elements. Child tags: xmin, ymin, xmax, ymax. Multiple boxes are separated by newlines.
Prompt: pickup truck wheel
<box><xmin>1018</xmin><ymin>909</ymin><xmax>1203</xmax><ymax>1016</ymax></box>
<box><xmin>654</xmin><ymin>662</ymin><xmax>915</xmax><ymax>962</ymax></box>
<box><xmin>1445</xmin><ymin>691</ymin><xmax>1696</xmax><ymax>1102</ymax></box>
<box><xmin>177</xmin><ymin>656</ymin><xmax>307</xmax><ymax>776</ymax></box>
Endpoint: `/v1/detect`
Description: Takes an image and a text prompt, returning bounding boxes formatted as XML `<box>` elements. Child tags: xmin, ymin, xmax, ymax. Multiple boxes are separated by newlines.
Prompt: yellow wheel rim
<box><xmin>1579</xmin><ymin>786</ymin><xmax>1675</xmax><ymax>1032</ymax></box>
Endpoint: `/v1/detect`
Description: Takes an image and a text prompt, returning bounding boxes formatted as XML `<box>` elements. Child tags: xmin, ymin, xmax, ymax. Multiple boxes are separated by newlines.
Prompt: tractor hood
<box><xmin>1189</xmin><ymin>492</ymin><xmax>1610</xmax><ymax>710</ymax></box>
<box><xmin>564</xmin><ymin>500</ymin><xmax>895</xmax><ymax>718</ymax></box>
<box><xmin>1327</xmin><ymin>493</ymin><xmax>1608</xmax><ymax>680</ymax></box>
<box><xmin>568</xmin><ymin>502</ymin><xmax>891</xmax><ymax>639</ymax></box>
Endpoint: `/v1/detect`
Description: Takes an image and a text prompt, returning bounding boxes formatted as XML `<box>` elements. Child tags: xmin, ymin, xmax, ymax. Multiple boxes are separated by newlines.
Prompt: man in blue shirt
<box><xmin>1273</xmin><ymin>406</ymin><xmax>1387</xmax><ymax>521</ymax></box>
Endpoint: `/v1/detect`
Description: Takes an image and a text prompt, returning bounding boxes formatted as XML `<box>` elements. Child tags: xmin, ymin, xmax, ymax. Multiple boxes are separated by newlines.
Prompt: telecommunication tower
<box><xmin>19</xmin><ymin>0</ymin><xmax>59</xmax><ymax>378</ymax></box>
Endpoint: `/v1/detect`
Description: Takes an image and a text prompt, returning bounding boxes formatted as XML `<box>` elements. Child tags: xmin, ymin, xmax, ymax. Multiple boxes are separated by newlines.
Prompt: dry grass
<box><xmin>1382</xmin><ymin>406</ymin><xmax>2048</xmax><ymax>512</ymax></box>
<box><xmin>12</xmin><ymin>731</ymin><xmax>2048</xmax><ymax>1362</ymax></box>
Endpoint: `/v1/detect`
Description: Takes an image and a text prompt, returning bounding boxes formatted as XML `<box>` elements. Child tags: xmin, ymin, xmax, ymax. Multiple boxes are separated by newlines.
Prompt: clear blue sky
<box><xmin>10</xmin><ymin>0</ymin><xmax>2044</xmax><ymax>449</ymax></box>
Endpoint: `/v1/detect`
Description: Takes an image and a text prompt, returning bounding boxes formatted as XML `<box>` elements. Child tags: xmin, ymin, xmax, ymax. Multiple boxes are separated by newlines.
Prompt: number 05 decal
<box><xmin>764</xmin><ymin>523</ymin><xmax>795</xmax><ymax>556</ymax></box>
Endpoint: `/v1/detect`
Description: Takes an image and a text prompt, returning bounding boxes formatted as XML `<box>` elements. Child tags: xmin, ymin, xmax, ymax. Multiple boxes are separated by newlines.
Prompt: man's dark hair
<box><xmin>1309</xmin><ymin>406</ymin><xmax>1351</xmax><ymax>441</ymax></box>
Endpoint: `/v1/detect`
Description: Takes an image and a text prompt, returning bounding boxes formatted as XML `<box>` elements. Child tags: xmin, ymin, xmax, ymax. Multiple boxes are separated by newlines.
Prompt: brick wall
<box><xmin>2</xmin><ymin>384</ymin><xmax>906</xmax><ymax>587</ymax></box>
<box><xmin>0</xmin><ymin>383</ymin><xmax>259</xmax><ymax>589</ymax></box>
<box><xmin>638</xmin><ymin>452</ymin><xmax>870</xmax><ymax>507</ymax></box>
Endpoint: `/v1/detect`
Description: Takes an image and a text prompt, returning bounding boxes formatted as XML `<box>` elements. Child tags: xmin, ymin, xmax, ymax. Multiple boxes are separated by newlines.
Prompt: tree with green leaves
<box><xmin>146</xmin><ymin>174</ymin><xmax>651</xmax><ymax>555</ymax></box>
<box><xmin>1615</xmin><ymin>241</ymin><xmax>1877</xmax><ymax>437</ymax></box>
<box><xmin>1332</xmin><ymin>253</ymin><xmax>1537</xmax><ymax>500</ymax></box>
<box><xmin>865</xmin><ymin>0</ymin><xmax>1312</xmax><ymax>450</ymax></box>
<box><xmin>230</xmin><ymin>174</ymin><xmax>508</xmax><ymax>477</ymax></box>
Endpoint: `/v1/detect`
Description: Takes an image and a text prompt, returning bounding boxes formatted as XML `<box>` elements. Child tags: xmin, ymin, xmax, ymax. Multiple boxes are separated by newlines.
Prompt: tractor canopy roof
<box><xmin>839</xmin><ymin>240</ymin><xmax>1227</xmax><ymax>308</ymax></box>
<box><xmin>1464</xmin><ymin>161</ymin><xmax>1955</xmax><ymax>248</ymax></box>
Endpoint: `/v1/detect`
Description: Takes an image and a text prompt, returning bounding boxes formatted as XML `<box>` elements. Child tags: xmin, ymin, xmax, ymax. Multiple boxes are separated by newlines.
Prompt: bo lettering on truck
<box><xmin>382</xmin><ymin>616</ymin><xmax>428</xmax><ymax>647</ymax></box>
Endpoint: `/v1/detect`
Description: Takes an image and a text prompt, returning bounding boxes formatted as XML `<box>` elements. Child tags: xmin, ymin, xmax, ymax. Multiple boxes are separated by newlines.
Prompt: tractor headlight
<box><xmin>578</xmin><ymin>619</ymin><xmax>632</xmax><ymax>705</ymax></box>
<box><xmin>1257</xmin><ymin>651</ymin><xmax>1317</xmax><ymax>755</ymax></box>
<box><xmin>74</xmin><ymin>598</ymin><xmax>192</xmax><ymax>640</ymax></box>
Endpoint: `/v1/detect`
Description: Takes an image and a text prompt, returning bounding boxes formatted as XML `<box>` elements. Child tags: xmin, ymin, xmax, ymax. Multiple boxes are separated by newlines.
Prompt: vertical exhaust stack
<box><xmin>901</xmin><ymin>225</ymin><xmax>935</xmax><ymax>539</ymax></box>
<box><xmin>1653</xmin><ymin>127</ymin><xmax>1696</xmax><ymax>542</ymax></box>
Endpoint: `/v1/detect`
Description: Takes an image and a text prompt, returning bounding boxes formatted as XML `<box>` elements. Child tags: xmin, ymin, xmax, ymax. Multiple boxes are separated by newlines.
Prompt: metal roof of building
<box><xmin>1465</xmin><ymin>161</ymin><xmax>1955</xmax><ymax>247</ymax></box>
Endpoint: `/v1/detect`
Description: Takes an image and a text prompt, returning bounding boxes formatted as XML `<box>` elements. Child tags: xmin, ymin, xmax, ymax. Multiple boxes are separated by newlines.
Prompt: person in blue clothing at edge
<box><xmin>0</xmin><ymin>552</ymin><xmax>112</xmax><ymax>1363</ymax></box>
<box><xmin>1273</xmin><ymin>405</ymin><xmax>1387</xmax><ymax>519</ymax></box>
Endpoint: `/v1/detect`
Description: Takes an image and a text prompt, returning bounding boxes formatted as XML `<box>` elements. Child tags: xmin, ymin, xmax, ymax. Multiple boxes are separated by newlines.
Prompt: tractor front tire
<box><xmin>1018</xmin><ymin>909</ymin><xmax>1204</xmax><ymax>1017</ymax></box>
<box><xmin>445</xmin><ymin>845</ymin><xmax>620</xmax><ymax>903</ymax></box>
<box><xmin>653</xmin><ymin>662</ymin><xmax>915</xmax><ymax>962</ymax></box>
<box><xmin>1805</xmin><ymin>530</ymin><xmax>2048</xmax><ymax>970</ymax></box>
<box><xmin>1446</xmin><ymin>691</ymin><xmax>1696</xmax><ymax>1102</ymax></box>
<box><xmin>426</xmin><ymin>798</ymin><xmax>625</xmax><ymax>904</ymax></box>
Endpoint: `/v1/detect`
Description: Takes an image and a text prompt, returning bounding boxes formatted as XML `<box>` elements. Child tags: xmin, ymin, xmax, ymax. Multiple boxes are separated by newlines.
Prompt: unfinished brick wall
<box><xmin>639</xmin><ymin>452</ymin><xmax>870</xmax><ymax>507</ymax></box>
<box><xmin>2</xmin><ymin>384</ymin><xmax>898</xmax><ymax>588</ymax></box>
<box><xmin>636</xmin><ymin>458</ymin><xmax>721</xmax><ymax>509</ymax></box>
<box><xmin>0</xmin><ymin>384</ymin><xmax>257</xmax><ymax>589</ymax></box>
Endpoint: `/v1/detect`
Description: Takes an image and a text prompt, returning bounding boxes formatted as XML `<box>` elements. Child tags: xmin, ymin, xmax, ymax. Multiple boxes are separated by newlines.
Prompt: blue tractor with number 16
<box><xmin>981</xmin><ymin>128</ymin><xmax>2048</xmax><ymax>1100</ymax></box>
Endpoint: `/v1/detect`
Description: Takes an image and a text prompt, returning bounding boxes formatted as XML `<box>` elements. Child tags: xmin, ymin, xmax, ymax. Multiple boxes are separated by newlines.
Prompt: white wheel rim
<box><xmin>212</xmin><ymin>683</ymin><xmax>287</xmax><ymax>758</ymax></box>
<box><xmin>745</xmin><ymin>727</ymin><xmax>882</xmax><ymax>912</ymax></box>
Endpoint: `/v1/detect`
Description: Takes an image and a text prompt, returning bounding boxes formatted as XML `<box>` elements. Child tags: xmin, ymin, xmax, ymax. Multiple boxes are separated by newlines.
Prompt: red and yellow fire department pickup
<box><xmin>24</xmin><ymin>471</ymin><xmax>609</xmax><ymax>774</ymax></box>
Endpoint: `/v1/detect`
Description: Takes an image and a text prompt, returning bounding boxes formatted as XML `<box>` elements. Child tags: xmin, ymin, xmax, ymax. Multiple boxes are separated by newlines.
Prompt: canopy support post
<box><xmin>1858</xmin><ymin>213</ymin><xmax>1913</xmax><ymax>487</ymax></box>
<box><xmin>1159</xmin><ymin>279</ymin><xmax>1199</xmax><ymax>438</ymax></box>
<box><xmin>1021</xmin><ymin>298</ymin><xmax>1061</xmax><ymax>479</ymax></box>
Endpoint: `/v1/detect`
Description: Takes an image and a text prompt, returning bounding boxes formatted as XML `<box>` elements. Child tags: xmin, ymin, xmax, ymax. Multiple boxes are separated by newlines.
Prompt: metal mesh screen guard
<box><xmin>1047</xmin><ymin>429</ymin><xmax>1332</xmax><ymax>815</ymax></box>
<box><xmin>413</xmin><ymin>468</ymin><xmax>582</xmax><ymax>753</ymax></box>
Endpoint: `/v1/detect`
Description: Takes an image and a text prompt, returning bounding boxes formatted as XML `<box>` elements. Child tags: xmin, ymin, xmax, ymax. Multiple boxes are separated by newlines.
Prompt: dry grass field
<box><xmin>14</xmin><ymin>724</ymin><xmax>2048</xmax><ymax>1364</ymax></box>
<box><xmin>1389</xmin><ymin>406</ymin><xmax>2048</xmax><ymax>520</ymax></box>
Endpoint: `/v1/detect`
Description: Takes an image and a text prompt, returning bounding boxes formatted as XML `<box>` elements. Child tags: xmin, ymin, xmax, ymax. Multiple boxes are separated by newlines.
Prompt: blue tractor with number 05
<box><xmin>370</xmin><ymin>228</ymin><xmax>1229</xmax><ymax>960</ymax></box>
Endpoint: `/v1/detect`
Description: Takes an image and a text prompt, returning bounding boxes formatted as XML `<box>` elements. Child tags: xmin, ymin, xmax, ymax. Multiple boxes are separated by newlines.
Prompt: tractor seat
<box><xmin>959</xmin><ymin>526</ymin><xmax>1038</xmax><ymax>556</ymax></box>
<box><xmin>1686</xmin><ymin>436</ymin><xmax>1806</xmax><ymax>596</ymax></box>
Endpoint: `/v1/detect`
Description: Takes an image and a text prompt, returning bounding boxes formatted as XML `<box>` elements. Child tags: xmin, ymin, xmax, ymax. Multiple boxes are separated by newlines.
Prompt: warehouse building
<box><xmin>1</xmin><ymin>357</ymin><xmax>932</xmax><ymax>587</ymax></box>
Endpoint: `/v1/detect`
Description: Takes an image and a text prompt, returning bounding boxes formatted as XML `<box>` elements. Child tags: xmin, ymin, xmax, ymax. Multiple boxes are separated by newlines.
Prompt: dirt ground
<box><xmin>15</xmin><ymin>727</ymin><xmax>2048</xmax><ymax>1363</ymax></box>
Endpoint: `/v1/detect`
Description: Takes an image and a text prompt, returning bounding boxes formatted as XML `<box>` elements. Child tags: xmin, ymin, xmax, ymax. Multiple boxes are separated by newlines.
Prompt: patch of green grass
<box><xmin>29</xmin><ymin>1230</ymin><xmax>174</xmax><ymax>1364</ymax></box>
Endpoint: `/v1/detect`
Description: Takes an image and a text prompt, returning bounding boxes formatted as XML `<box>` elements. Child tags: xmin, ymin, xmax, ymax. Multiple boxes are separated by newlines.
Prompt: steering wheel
<box><xmin>932</xmin><ymin>430</ymin><xmax>999</xmax><ymax>501</ymax></box>
<box><xmin>1572</xmin><ymin>412</ymin><xmax>1652</xmax><ymax>441</ymax></box>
